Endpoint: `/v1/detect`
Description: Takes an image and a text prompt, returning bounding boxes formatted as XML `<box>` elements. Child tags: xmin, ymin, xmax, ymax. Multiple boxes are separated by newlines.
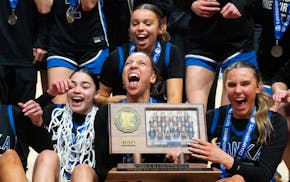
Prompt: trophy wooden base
<box><xmin>106</xmin><ymin>163</ymin><xmax>221</xmax><ymax>182</ymax></box>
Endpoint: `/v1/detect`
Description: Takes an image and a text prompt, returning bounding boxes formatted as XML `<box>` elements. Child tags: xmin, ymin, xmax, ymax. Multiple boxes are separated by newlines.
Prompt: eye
<box><xmin>125</xmin><ymin>61</ymin><xmax>133</xmax><ymax>66</ymax></box>
<box><xmin>227</xmin><ymin>82</ymin><xmax>236</xmax><ymax>88</ymax></box>
<box><xmin>241</xmin><ymin>81</ymin><xmax>250</xmax><ymax>87</ymax></box>
<box><xmin>82</xmin><ymin>83</ymin><xmax>91</xmax><ymax>89</ymax></box>
<box><xmin>139</xmin><ymin>60</ymin><xmax>146</xmax><ymax>65</ymax></box>
<box><xmin>144</xmin><ymin>20</ymin><xmax>153</xmax><ymax>26</ymax></box>
<box><xmin>131</xmin><ymin>21</ymin><xmax>138</xmax><ymax>27</ymax></box>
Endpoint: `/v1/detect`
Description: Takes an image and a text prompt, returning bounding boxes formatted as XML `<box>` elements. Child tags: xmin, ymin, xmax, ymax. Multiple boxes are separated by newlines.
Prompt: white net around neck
<box><xmin>48</xmin><ymin>104</ymin><xmax>98</xmax><ymax>178</ymax></box>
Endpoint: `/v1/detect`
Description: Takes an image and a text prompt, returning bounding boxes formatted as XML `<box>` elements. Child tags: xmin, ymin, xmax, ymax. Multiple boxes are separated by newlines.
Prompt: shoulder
<box><xmin>95</xmin><ymin>104</ymin><xmax>109</xmax><ymax>130</ymax></box>
<box><xmin>206</xmin><ymin>105</ymin><xmax>228</xmax><ymax>121</ymax></box>
<box><xmin>97</xmin><ymin>104</ymin><xmax>109</xmax><ymax>114</ymax></box>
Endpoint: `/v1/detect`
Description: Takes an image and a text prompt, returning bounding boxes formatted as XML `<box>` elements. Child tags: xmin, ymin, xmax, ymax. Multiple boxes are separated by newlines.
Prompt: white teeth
<box><xmin>235</xmin><ymin>98</ymin><xmax>245</xmax><ymax>101</ymax></box>
<box><xmin>72</xmin><ymin>96</ymin><xmax>82</xmax><ymax>100</ymax></box>
<box><xmin>137</xmin><ymin>34</ymin><xmax>147</xmax><ymax>38</ymax></box>
<box><xmin>129</xmin><ymin>73</ymin><xmax>139</xmax><ymax>78</ymax></box>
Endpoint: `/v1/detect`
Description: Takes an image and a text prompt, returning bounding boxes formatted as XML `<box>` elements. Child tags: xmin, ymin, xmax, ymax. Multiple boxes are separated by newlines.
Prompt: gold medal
<box><xmin>271</xmin><ymin>40</ymin><xmax>283</xmax><ymax>57</ymax></box>
<box><xmin>8</xmin><ymin>9</ymin><xmax>17</xmax><ymax>25</ymax></box>
<box><xmin>66</xmin><ymin>12</ymin><xmax>75</xmax><ymax>23</ymax></box>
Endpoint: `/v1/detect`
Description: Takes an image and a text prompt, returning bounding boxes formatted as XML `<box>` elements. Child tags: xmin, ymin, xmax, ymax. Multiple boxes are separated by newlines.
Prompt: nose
<box><xmin>137</xmin><ymin>23</ymin><xmax>145</xmax><ymax>31</ymax></box>
<box><xmin>72</xmin><ymin>85</ymin><xmax>81</xmax><ymax>93</ymax></box>
<box><xmin>234</xmin><ymin>85</ymin><xmax>242</xmax><ymax>93</ymax></box>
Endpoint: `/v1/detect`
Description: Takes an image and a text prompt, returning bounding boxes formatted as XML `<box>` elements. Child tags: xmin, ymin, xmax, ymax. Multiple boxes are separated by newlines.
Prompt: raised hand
<box><xmin>47</xmin><ymin>79</ymin><xmax>74</xmax><ymax>97</ymax></box>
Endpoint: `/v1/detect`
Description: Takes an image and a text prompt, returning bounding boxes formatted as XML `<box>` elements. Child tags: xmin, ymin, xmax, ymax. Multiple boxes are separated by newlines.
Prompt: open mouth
<box><xmin>128</xmin><ymin>73</ymin><xmax>140</xmax><ymax>89</ymax></box>
<box><xmin>128</xmin><ymin>73</ymin><xmax>140</xmax><ymax>82</ymax></box>
<box><xmin>136</xmin><ymin>34</ymin><xmax>148</xmax><ymax>42</ymax></box>
<box><xmin>71</xmin><ymin>96</ymin><xmax>84</xmax><ymax>104</ymax></box>
<box><xmin>234</xmin><ymin>97</ymin><xmax>246</xmax><ymax>107</ymax></box>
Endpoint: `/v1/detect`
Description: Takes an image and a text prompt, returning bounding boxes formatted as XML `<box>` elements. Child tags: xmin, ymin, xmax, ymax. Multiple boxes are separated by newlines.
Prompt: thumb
<box><xmin>18</xmin><ymin>102</ymin><xmax>24</xmax><ymax>109</ymax></box>
<box><xmin>211</xmin><ymin>137</ymin><xmax>218</xmax><ymax>146</ymax></box>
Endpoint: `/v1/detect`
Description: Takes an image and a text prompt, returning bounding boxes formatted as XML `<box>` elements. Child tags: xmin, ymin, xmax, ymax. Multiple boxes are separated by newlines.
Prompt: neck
<box><xmin>136</xmin><ymin>41</ymin><xmax>156</xmax><ymax>55</ymax></box>
<box><xmin>126</xmin><ymin>92</ymin><xmax>150</xmax><ymax>103</ymax></box>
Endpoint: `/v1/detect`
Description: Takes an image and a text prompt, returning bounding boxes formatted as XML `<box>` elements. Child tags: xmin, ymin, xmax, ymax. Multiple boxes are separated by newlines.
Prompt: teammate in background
<box><xmin>255</xmin><ymin>0</ymin><xmax>290</xmax><ymax>85</ymax></box>
<box><xmin>31</xmin><ymin>69</ymin><xmax>116</xmax><ymax>182</ymax></box>
<box><xmin>271</xmin><ymin>60</ymin><xmax>290</xmax><ymax>178</ymax></box>
<box><xmin>0</xmin><ymin>79</ymin><xmax>71</xmax><ymax>182</ymax></box>
<box><xmin>34</xmin><ymin>0</ymin><xmax>109</xmax><ymax>104</ymax></box>
<box><xmin>0</xmin><ymin>1</ymin><xmax>48</xmax><ymax>105</ymax></box>
<box><xmin>103</xmin><ymin>0</ymin><xmax>173</xmax><ymax>51</ymax></box>
<box><xmin>184</xmin><ymin>0</ymin><xmax>257</xmax><ymax>110</ymax></box>
<box><xmin>99</xmin><ymin>3</ymin><xmax>184</xmax><ymax>104</ymax></box>
<box><xmin>169</xmin><ymin>61</ymin><xmax>288</xmax><ymax>181</ymax></box>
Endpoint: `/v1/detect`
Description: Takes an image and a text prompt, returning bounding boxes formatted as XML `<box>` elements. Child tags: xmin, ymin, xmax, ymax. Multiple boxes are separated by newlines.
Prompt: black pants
<box><xmin>0</xmin><ymin>65</ymin><xmax>37</xmax><ymax>104</ymax></box>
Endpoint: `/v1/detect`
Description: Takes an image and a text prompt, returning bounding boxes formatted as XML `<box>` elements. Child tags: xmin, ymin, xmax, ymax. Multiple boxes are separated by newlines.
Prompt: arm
<box><xmin>166</xmin><ymin>78</ymin><xmax>183</xmax><ymax>103</ymax></box>
<box><xmin>33</xmin><ymin>13</ymin><xmax>49</xmax><ymax>65</ymax></box>
<box><xmin>227</xmin><ymin>113</ymin><xmax>288</xmax><ymax>181</ymax></box>
<box><xmin>34</xmin><ymin>0</ymin><xmax>53</xmax><ymax>14</ymax></box>
<box><xmin>80</xmin><ymin>0</ymin><xmax>98</xmax><ymax>11</ymax></box>
<box><xmin>216</xmin><ymin>174</ymin><xmax>245</xmax><ymax>182</ymax></box>
<box><xmin>17</xmin><ymin>79</ymin><xmax>73</xmax><ymax>127</ymax></box>
<box><xmin>165</xmin><ymin>44</ymin><xmax>184</xmax><ymax>103</ymax></box>
<box><xmin>95</xmin><ymin>82</ymin><xmax>126</xmax><ymax>104</ymax></box>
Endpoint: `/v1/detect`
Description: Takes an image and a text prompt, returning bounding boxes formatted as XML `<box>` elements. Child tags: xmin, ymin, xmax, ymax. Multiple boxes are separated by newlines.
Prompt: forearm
<box><xmin>35</xmin><ymin>91</ymin><xmax>54</xmax><ymax>107</ymax></box>
<box><xmin>228</xmin><ymin>158</ymin><xmax>272</xmax><ymax>182</ymax></box>
<box><xmin>271</xmin><ymin>82</ymin><xmax>288</xmax><ymax>92</ymax></box>
<box><xmin>34</xmin><ymin>0</ymin><xmax>53</xmax><ymax>14</ymax></box>
<box><xmin>166</xmin><ymin>78</ymin><xmax>183</xmax><ymax>103</ymax></box>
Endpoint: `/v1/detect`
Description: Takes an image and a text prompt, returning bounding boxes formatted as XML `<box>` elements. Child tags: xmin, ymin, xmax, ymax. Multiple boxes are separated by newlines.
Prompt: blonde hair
<box><xmin>223</xmin><ymin>61</ymin><xmax>273</xmax><ymax>144</ymax></box>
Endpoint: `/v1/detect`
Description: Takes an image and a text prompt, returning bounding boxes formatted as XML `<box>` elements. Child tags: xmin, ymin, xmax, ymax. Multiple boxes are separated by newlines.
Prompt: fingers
<box><xmin>221</xmin><ymin>2</ymin><xmax>241</xmax><ymax>19</ymax></box>
<box><xmin>165</xmin><ymin>148</ymin><xmax>181</xmax><ymax>163</ymax></box>
<box><xmin>20</xmin><ymin>100</ymin><xmax>42</xmax><ymax>116</ymax></box>
<box><xmin>33</xmin><ymin>48</ymin><xmax>48</xmax><ymax>65</ymax></box>
<box><xmin>48</xmin><ymin>79</ymin><xmax>74</xmax><ymax>96</ymax></box>
<box><xmin>192</xmin><ymin>0</ymin><xmax>220</xmax><ymax>18</ymax></box>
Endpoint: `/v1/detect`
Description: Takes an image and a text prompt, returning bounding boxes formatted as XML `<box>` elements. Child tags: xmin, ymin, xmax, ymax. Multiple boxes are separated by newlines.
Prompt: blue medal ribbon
<box><xmin>68</xmin><ymin>0</ymin><xmax>79</xmax><ymax>8</ymax></box>
<box><xmin>273</xmin><ymin>0</ymin><xmax>290</xmax><ymax>41</ymax></box>
<box><xmin>9</xmin><ymin>0</ymin><xmax>18</xmax><ymax>9</ymax></box>
<box><xmin>219</xmin><ymin>105</ymin><xmax>256</xmax><ymax>178</ymax></box>
<box><xmin>129</xmin><ymin>41</ymin><xmax>162</xmax><ymax>64</ymax></box>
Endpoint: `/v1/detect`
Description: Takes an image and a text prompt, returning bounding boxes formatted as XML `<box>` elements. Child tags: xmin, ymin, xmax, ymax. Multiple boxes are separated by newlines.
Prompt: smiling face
<box><xmin>225</xmin><ymin>67</ymin><xmax>262</xmax><ymax>119</ymax></box>
<box><xmin>129</xmin><ymin>8</ymin><xmax>162</xmax><ymax>54</ymax></box>
<box><xmin>122</xmin><ymin>52</ymin><xmax>157</xmax><ymax>102</ymax></box>
<box><xmin>67</xmin><ymin>71</ymin><xmax>98</xmax><ymax>115</ymax></box>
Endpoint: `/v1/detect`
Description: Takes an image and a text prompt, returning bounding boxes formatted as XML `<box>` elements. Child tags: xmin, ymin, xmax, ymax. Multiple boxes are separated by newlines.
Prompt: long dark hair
<box><xmin>70</xmin><ymin>69</ymin><xmax>99</xmax><ymax>91</ymax></box>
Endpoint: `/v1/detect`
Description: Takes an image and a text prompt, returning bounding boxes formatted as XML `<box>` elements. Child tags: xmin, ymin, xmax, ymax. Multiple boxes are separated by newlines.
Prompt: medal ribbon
<box><xmin>273</xmin><ymin>0</ymin><xmax>290</xmax><ymax>41</ymax></box>
<box><xmin>68</xmin><ymin>0</ymin><xmax>79</xmax><ymax>8</ymax></box>
<box><xmin>9</xmin><ymin>0</ymin><xmax>18</xmax><ymax>9</ymax></box>
<box><xmin>129</xmin><ymin>41</ymin><xmax>162</xmax><ymax>64</ymax></box>
<box><xmin>219</xmin><ymin>105</ymin><xmax>256</xmax><ymax>178</ymax></box>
